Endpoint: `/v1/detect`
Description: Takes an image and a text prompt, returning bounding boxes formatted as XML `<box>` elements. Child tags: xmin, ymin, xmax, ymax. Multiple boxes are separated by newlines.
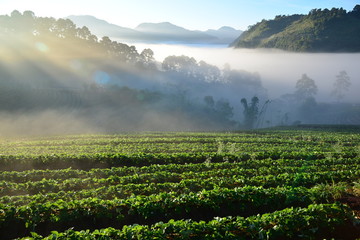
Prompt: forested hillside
<box><xmin>0</xmin><ymin>10</ymin><xmax>266</xmax><ymax>133</ymax></box>
<box><xmin>231</xmin><ymin>5</ymin><xmax>360</xmax><ymax>52</ymax></box>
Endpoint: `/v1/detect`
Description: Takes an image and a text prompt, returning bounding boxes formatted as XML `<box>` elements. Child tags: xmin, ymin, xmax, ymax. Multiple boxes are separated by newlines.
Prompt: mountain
<box><xmin>136</xmin><ymin>22</ymin><xmax>197</xmax><ymax>35</ymax></box>
<box><xmin>67</xmin><ymin>15</ymin><xmax>138</xmax><ymax>39</ymax></box>
<box><xmin>67</xmin><ymin>15</ymin><xmax>241</xmax><ymax>45</ymax></box>
<box><xmin>134</xmin><ymin>22</ymin><xmax>217</xmax><ymax>43</ymax></box>
<box><xmin>205</xmin><ymin>26</ymin><xmax>243</xmax><ymax>44</ymax></box>
<box><xmin>230</xmin><ymin>5</ymin><xmax>360</xmax><ymax>52</ymax></box>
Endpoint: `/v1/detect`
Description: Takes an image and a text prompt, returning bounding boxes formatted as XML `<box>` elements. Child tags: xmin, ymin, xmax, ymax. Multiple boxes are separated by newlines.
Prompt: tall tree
<box><xmin>53</xmin><ymin>18</ymin><xmax>77</xmax><ymax>38</ymax></box>
<box><xmin>204</xmin><ymin>96</ymin><xmax>215</xmax><ymax>109</ymax></box>
<box><xmin>198</xmin><ymin>61</ymin><xmax>221</xmax><ymax>82</ymax></box>
<box><xmin>76</xmin><ymin>26</ymin><xmax>97</xmax><ymax>42</ymax></box>
<box><xmin>352</xmin><ymin>5</ymin><xmax>360</xmax><ymax>18</ymax></box>
<box><xmin>295</xmin><ymin>74</ymin><xmax>318</xmax><ymax>101</ymax></box>
<box><xmin>215</xmin><ymin>99</ymin><xmax>233</xmax><ymax>119</ymax></box>
<box><xmin>162</xmin><ymin>55</ymin><xmax>197</xmax><ymax>76</ymax></box>
<box><xmin>241</xmin><ymin>96</ymin><xmax>259</xmax><ymax>129</ymax></box>
<box><xmin>139</xmin><ymin>48</ymin><xmax>156</xmax><ymax>69</ymax></box>
<box><xmin>331</xmin><ymin>70</ymin><xmax>351</xmax><ymax>102</ymax></box>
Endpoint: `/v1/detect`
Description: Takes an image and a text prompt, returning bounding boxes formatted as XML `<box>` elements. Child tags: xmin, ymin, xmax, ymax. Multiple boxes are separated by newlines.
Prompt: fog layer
<box><xmin>0</xmin><ymin>12</ymin><xmax>359</xmax><ymax>136</ymax></box>
<box><xmin>134</xmin><ymin>43</ymin><xmax>360</xmax><ymax>102</ymax></box>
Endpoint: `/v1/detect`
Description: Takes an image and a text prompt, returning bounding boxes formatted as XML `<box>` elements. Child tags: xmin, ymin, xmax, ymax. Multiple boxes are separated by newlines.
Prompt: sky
<box><xmin>0</xmin><ymin>0</ymin><xmax>359</xmax><ymax>30</ymax></box>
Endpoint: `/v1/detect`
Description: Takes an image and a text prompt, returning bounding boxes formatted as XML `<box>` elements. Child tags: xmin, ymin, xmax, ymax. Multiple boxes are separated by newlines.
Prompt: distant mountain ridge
<box><xmin>134</xmin><ymin>22</ymin><xmax>218</xmax><ymax>43</ymax></box>
<box><xmin>67</xmin><ymin>15</ymin><xmax>242</xmax><ymax>45</ymax></box>
<box><xmin>230</xmin><ymin>5</ymin><xmax>360</xmax><ymax>52</ymax></box>
<box><xmin>66</xmin><ymin>15</ymin><xmax>138</xmax><ymax>39</ymax></box>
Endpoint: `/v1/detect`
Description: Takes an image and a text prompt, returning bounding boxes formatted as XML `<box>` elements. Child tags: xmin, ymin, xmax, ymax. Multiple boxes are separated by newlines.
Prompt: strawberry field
<box><xmin>1</xmin><ymin>126</ymin><xmax>360</xmax><ymax>239</ymax></box>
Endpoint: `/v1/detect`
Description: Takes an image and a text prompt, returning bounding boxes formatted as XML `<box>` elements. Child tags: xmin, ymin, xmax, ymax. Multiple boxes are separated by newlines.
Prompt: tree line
<box><xmin>0</xmin><ymin>10</ymin><xmax>356</xmax><ymax>130</ymax></box>
<box><xmin>0</xmin><ymin>10</ymin><xmax>267</xmax><ymax>131</ymax></box>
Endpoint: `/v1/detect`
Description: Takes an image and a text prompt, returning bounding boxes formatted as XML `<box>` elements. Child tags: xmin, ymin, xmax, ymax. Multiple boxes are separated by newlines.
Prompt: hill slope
<box><xmin>231</xmin><ymin>5</ymin><xmax>360</xmax><ymax>52</ymax></box>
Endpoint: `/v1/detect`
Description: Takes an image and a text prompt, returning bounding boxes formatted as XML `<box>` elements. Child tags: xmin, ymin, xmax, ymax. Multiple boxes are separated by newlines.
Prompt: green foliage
<box><xmin>331</xmin><ymin>70</ymin><xmax>351</xmax><ymax>102</ymax></box>
<box><xmin>295</xmin><ymin>74</ymin><xmax>318</xmax><ymax>101</ymax></box>
<box><xmin>241</xmin><ymin>96</ymin><xmax>259</xmax><ymax>129</ymax></box>
<box><xmin>232</xmin><ymin>6</ymin><xmax>360</xmax><ymax>52</ymax></box>
<box><xmin>19</xmin><ymin>204</ymin><xmax>358</xmax><ymax>240</ymax></box>
<box><xmin>0</xmin><ymin>129</ymin><xmax>359</xmax><ymax>239</ymax></box>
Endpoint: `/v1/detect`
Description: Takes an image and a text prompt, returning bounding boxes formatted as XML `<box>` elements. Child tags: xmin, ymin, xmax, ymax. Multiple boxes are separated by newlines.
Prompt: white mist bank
<box><xmin>134</xmin><ymin>43</ymin><xmax>360</xmax><ymax>102</ymax></box>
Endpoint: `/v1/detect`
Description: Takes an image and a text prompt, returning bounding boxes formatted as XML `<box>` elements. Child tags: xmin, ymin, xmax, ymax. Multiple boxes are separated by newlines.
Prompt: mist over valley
<box><xmin>133</xmin><ymin>43</ymin><xmax>360</xmax><ymax>102</ymax></box>
<box><xmin>0</xmin><ymin>8</ymin><xmax>359</xmax><ymax>136</ymax></box>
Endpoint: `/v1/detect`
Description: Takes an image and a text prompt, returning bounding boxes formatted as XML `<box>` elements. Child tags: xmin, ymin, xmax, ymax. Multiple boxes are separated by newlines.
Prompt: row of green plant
<box><xmin>1</xmin><ymin>164</ymin><xmax>359</xmax><ymax>198</ymax></box>
<box><xmin>0</xmin><ymin>186</ymin><xmax>350</xmax><ymax>239</ymax></box>
<box><xmin>7</xmin><ymin>130</ymin><xmax>358</xmax><ymax>145</ymax></box>
<box><xmin>1</xmin><ymin>156</ymin><xmax>359</xmax><ymax>183</ymax></box>
<box><xmin>0</xmin><ymin>149</ymin><xmax>358</xmax><ymax>171</ymax></box>
<box><xmin>2</xmin><ymin>169</ymin><xmax>358</xmax><ymax>209</ymax></box>
<box><xmin>0</xmin><ymin>130</ymin><xmax>358</xmax><ymax>157</ymax></box>
<box><xmin>19</xmin><ymin>203</ymin><xmax>359</xmax><ymax>240</ymax></box>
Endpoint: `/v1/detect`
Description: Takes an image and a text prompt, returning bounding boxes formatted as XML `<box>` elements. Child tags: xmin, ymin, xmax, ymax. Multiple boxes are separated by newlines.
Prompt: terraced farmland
<box><xmin>0</xmin><ymin>126</ymin><xmax>360</xmax><ymax>239</ymax></box>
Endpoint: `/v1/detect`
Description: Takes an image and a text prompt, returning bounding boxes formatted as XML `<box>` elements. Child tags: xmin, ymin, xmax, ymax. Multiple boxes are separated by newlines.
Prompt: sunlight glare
<box><xmin>35</xmin><ymin>42</ymin><xmax>49</xmax><ymax>53</ymax></box>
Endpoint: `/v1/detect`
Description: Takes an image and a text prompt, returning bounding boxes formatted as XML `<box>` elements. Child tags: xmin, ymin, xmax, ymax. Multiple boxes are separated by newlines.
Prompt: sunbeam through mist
<box><xmin>0</xmin><ymin>10</ymin><xmax>359</xmax><ymax>136</ymax></box>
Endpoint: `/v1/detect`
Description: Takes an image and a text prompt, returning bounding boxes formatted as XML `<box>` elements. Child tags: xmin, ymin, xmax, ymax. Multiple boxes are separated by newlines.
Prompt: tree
<box><xmin>215</xmin><ymin>99</ymin><xmax>233</xmax><ymax>119</ymax></box>
<box><xmin>77</xmin><ymin>26</ymin><xmax>97</xmax><ymax>42</ymax></box>
<box><xmin>22</xmin><ymin>11</ymin><xmax>35</xmax><ymax>34</ymax></box>
<box><xmin>35</xmin><ymin>17</ymin><xmax>57</xmax><ymax>36</ymax></box>
<box><xmin>352</xmin><ymin>5</ymin><xmax>360</xmax><ymax>18</ymax></box>
<box><xmin>241</xmin><ymin>96</ymin><xmax>259</xmax><ymax>129</ymax></box>
<box><xmin>162</xmin><ymin>55</ymin><xmax>197</xmax><ymax>76</ymax></box>
<box><xmin>140</xmin><ymin>49</ymin><xmax>154</xmax><ymax>63</ymax></box>
<box><xmin>10</xmin><ymin>10</ymin><xmax>22</xmax><ymax>19</ymax></box>
<box><xmin>295</xmin><ymin>74</ymin><xmax>318</xmax><ymax>101</ymax></box>
<box><xmin>198</xmin><ymin>61</ymin><xmax>221</xmax><ymax>82</ymax></box>
<box><xmin>23</xmin><ymin>10</ymin><xmax>35</xmax><ymax>19</ymax></box>
<box><xmin>139</xmin><ymin>48</ymin><xmax>156</xmax><ymax>69</ymax></box>
<box><xmin>52</xmin><ymin>18</ymin><xmax>77</xmax><ymax>38</ymax></box>
<box><xmin>204</xmin><ymin>96</ymin><xmax>215</xmax><ymax>109</ymax></box>
<box><xmin>331</xmin><ymin>70</ymin><xmax>351</xmax><ymax>102</ymax></box>
<box><xmin>100</xmin><ymin>36</ymin><xmax>113</xmax><ymax>50</ymax></box>
<box><xmin>9</xmin><ymin>10</ymin><xmax>22</xmax><ymax>32</ymax></box>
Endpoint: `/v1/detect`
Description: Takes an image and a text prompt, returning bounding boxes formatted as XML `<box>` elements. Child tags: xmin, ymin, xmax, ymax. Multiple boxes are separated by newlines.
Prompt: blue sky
<box><xmin>1</xmin><ymin>0</ymin><xmax>359</xmax><ymax>30</ymax></box>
